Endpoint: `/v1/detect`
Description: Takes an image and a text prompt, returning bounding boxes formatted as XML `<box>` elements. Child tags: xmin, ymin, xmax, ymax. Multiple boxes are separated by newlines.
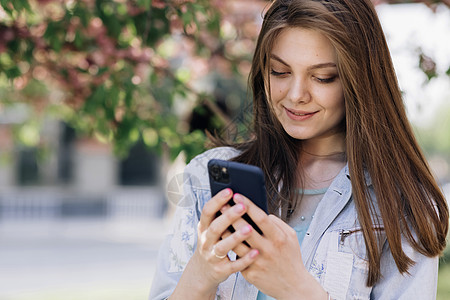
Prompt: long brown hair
<box><xmin>215</xmin><ymin>0</ymin><xmax>449</xmax><ymax>286</ymax></box>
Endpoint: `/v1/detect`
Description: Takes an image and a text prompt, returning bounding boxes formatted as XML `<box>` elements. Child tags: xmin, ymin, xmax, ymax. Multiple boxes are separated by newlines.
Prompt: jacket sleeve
<box><xmin>148</xmin><ymin>160</ymin><xmax>204</xmax><ymax>300</ymax></box>
<box><xmin>370</xmin><ymin>233</ymin><xmax>439</xmax><ymax>299</ymax></box>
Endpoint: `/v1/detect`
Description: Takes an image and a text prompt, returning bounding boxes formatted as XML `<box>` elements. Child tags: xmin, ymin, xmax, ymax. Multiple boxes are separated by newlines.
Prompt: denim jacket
<box><xmin>149</xmin><ymin>147</ymin><xmax>439</xmax><ymax>300</ymax></box>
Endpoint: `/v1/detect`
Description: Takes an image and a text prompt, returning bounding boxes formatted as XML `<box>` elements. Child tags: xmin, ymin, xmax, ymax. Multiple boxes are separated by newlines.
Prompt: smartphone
<box><xmin>208</xmin><ymin>159</ymin><xmax>268</xmax><ymax>234</ymax></box>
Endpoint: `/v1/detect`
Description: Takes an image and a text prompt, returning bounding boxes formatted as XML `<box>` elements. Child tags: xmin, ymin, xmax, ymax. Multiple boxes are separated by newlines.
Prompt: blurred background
<box><xmin>0</xmin><ymin>0</ymin><xmax>449</xmax><ymax>299</ymax></box>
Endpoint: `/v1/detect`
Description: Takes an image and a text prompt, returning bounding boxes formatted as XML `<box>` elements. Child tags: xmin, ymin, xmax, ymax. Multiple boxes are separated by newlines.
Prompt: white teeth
<box><xmin>292</xmin><ymin>112</ymin><xmax>307</xmax><ymax>116</ymax></box>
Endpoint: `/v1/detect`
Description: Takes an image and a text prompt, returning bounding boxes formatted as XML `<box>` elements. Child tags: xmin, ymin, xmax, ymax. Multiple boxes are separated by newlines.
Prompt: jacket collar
<box><xmin>344</xmin><ymin>164</ymin><xmax>373</xmax><ymax>187</ymax></box>
<box><xmin>301</xmin><ymin>164</ymin><xmax>355</xmax><ymax>269</ymax></box>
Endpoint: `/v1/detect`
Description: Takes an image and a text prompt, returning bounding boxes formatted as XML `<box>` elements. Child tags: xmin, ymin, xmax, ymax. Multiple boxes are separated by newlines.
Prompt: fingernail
<box><xmin>250</xmin><ymin>249</ymin><xmax>259</xmax><ymax>259</ymax></box>
<box><xmin>234</xmin><ymin>203</ymin><xmax>245</xmax><ymax>213</ymax></box>
<box><xmin>221</xmin><ymin>188</ymin><xmax>231</xmax><ymax>197</ymax></box>
<box><xmin>233</xmin><ymin>193</ymin><xmax>243</xmax><ymax>202</ymax></box>
<box><xmin>240</xmin><ymin>225</ymin><xmax>252</xmax><ymax>234</ymax></box>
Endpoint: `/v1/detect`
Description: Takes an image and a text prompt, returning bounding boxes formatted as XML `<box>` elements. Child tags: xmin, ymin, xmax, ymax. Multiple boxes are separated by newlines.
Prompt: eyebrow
<box><xmin>270</xmin><ymin>54</ymin><xmax>337</xmax><ymax>71</ymax></box>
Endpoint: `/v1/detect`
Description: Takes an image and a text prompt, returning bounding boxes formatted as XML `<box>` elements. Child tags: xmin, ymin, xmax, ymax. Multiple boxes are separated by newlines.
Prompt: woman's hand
<box><xmin>228</xmin><ymin>193</ymin><xmax>328</xmax><ymax>300</ymax></box>
<box><xmin>170</xmin><ymin>188</ymin><xmax>259</xmax><ymax>300</ymax></box>
<box><xmin>194</xmin><ymin>188</ymin><xmax>260</xmax><ymax>286</ymax></box>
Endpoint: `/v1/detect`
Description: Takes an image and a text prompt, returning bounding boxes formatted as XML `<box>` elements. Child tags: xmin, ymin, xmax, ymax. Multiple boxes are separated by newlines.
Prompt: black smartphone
<box><xmin>208</xmin><ymin>159</ymin><xmax>268</xmax><ymax>235</ymax></box>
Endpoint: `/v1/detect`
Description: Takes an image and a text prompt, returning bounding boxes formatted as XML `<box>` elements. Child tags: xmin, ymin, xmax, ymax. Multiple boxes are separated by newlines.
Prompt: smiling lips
<box><xmin>284</xmin><ymin>107</ymin><xmax>317</xmax><ymax>120</ymax></box>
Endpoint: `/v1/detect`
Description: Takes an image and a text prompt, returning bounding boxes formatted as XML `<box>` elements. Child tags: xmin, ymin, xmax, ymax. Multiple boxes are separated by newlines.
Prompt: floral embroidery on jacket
<box><xmin>310</xmin><ymin>258</ymin><xmax>325</xmax><ymax>281</ymax></box>
<box><xmin>168</xmin><ymin>207</ymin><xmax>196</xmax><ymax>272</ymax></box>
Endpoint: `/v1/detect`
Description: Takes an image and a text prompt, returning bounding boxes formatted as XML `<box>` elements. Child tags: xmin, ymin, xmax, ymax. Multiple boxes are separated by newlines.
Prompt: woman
<box><xmin>150</xmin><ymin>0</ymin><xmax>449</xmax><ymax>299</ymax></box>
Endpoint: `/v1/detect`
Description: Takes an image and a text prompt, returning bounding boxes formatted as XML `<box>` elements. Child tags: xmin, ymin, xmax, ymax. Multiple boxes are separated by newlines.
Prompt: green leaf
<box><xmin>207</xmin><ymin>13</ymin><xmax>221</xmax><ymax>33</ymax></box>
<box><xmin>8</xmin><ymin>0</ymin><xmax>32</xmax><ymax>14</ymax></box>
<box><xmin>0</xmin><ymin>0</ymin><xmax>13</xmax><ymax>15</ymax></box>
<box><xmin>20</xmin><ymin>0</ymin><xmax>31</xmax><ymax>12</ymax></box>
<box><xmin>98</xmin><ymin>1</ymin><xmax>122</xmax><ymax>39</ymax></box>
<box><xmin>44</xmin><ymin>22</ymin><xmax>65</xmax><ymax>52</ymax></box>
<box><xmin>104</xmin><ymin>86</ymin><xmax>119</xmax><ymax>120</ymax></box>
<box><xmin>138</xmin><ymin>0</ymin><xmax>151</xmax><ymax>10</ymax></box>
<box><xmin>74</xmin><ymin>30</ymin><xmax>84</xmax><ymax>49</ymax></box>
<box><xmin>142</xmin><ymin>128</ymin><xmax>158</xmax><ymax>147</ymax></box>
<box><xmin>84</xmin><ymin>85</ymin><xmax>106</xmax><ymax>113</ymax></box>
<box><xmin>97</xmin><ymin>67</ymin><xmax>109</xmax><ymax>76</ymax></box>
<box><xmin>192</xmin><ymin>3</ymin><xmax>207</xmax><ymax>14</ymax></box>
<box><xmin>11</xmin><ymin>0</ymin><xmax>23</xmax><ymax>11</ymax></box>
<box><xmin>7</xmin><ymin>39</ymin><xmax>21</xmax><ymax>54</ymax></box>
<box><xmin>109</xmin><ymin>86</ymin><xmax>120</xmax><ymax>106</ymax></box>
<box><xmin>181</xmin><ymin>12</ymin><xmax>193</xmax><ymax>26</ymax></box>
<box><xmin>51</xmin><ymin>38</ymin><xmax>63</xmax><ymax>52</ymax></box>
<box><xmin>5</xmin><ymin>66</ymin><xmax>21</xmax><ymax>78</ymax></box>
<box><xmin>73</xmin><ymin>4</ymin><xmax>91</xmax><ymax>27</ymax></box>
<box><xmin>141</xmin><ymin>7</ymin><xmax>170</xmax><ymax>46</ymax></box>
<box><xmin>0</xmin><ymin>53</ymin><xmax>13</xmax><ymax>68</ymax></box>
<box><xmin>103</xmin><ymin>15</ymin><xmax>122</xmax><ymax>39</ymax></box>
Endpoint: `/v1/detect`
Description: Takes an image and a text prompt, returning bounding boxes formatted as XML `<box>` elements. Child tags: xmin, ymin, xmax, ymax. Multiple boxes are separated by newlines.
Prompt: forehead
<box><xmin>270</xmin><ymin>27</ymin><xmax>336</xmax><ymax>64</ymax></box>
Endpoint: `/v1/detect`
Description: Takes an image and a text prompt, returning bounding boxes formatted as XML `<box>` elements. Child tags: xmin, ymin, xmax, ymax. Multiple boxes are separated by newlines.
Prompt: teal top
<box><xmin>256</xmin><ymin>187</ymin><xmax>328</xmax><ymax>300</ymax></box>
<box><xmin>298</xmin><ymin>187</ymin><xmax>329</xmax><ymax>195</ymax></box>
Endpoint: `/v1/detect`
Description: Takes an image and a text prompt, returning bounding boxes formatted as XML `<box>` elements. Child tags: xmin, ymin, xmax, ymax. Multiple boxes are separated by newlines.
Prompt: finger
<box><xmin>218</xmin><ymin>203</ymin><xmax>233</xmax><ymax>215</ymax></box>
<box><xmin>232</xmin><ymin>193</ymin><xmax>278</xmax><ymax>238</ymax></box>
<box><xmin>269</xmin><ymin>214</ymin><xmax>292</xmax><ymax>233</ymax></box>
<box><xmin>219</xmin><ymin>212</ymin><xmax>252</xmax><ymax>258</ymax></box>
<box><xmin>213</xmin><ymin>223</ymin><xmax>253</xmax><ymax>258</ymax></box>
<box><xmin>221</xmin><ymin>229</ymin><xmax>232</xmax><ymax>240</ymax></box>
<box><xmin>269</xmin><ymin>214</ymin><xmax>297</xmax><ymax>240</ymax></box>
<box><xmin>231</xmin><ymin>239</ymin><xmax>252</xmax><ymax>258</ymax></box>
<box><xmin>204</xmin><ymin>201</ymin><xmax>247</xmax><ymax>246</ymax></box>
<box><xmin>222</xmin><ymin>209</ymin><xmax>265</xmax><ymax>253</ymax></box>
<box><xmin>221</xmin><ymin>230</ymin><xmax>252</xmax><ymax>257</ymax></box>
<box><xmin>199</xmin><ymin>188</ymin><xmax>233</xmax><ymax>232</ymax></box>
<box><xmin>224</xmin><ymin>248</ymin><xmax>260</xmax><ymax>275</ymax></box>
<box><xmin>221</xmin><ymin>195</ymin><xmax>269</xmax><ymax>251</ymax></box>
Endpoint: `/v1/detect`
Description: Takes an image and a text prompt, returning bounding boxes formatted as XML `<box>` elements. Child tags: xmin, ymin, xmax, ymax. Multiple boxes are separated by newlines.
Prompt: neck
<box><xmin>300</xmin><ymin>132</ymin><xmax>346</xmax><ymax>157</ymax></box>
<box><xmin>298</xmin><ymin>132</ymin><xmax>347</xmax><ymax>189</ymax></box>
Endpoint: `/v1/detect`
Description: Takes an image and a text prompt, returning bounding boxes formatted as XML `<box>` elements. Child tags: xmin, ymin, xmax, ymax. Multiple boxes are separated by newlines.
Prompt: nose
<box><xmin>287</xmin><ymin>77</ymin><xmax>311</xmax><ymax>104</ymax></box>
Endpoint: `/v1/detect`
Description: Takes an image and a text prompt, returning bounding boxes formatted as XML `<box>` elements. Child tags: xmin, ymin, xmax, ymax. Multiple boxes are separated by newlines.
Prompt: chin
<box><xmin>283</xmin><ymin>129</ymin><xmax>312</xmax><ymax>140</ymax></box>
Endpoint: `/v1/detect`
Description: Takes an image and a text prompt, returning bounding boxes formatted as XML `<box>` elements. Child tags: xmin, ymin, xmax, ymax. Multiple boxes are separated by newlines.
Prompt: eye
<box><xmin>270</xmin><ymin>69</ymin><xmax>290</xmax><ymax>76</ymax></box>
<box><xmin>316</xmin><ymin>76</ymin><xmax>337</xmax><ymax>83</ymax></box>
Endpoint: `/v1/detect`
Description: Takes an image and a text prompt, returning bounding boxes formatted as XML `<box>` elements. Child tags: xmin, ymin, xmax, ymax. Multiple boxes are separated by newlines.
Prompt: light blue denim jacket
<box><xmin>149</xmin><ymin>147</ymin><xmax>439</xmax><ymax>300</ymax></box>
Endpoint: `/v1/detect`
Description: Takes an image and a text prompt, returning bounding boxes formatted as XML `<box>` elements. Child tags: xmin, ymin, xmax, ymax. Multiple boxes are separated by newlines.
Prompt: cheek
<box><xmin>320</xmin><ymin>86</ymin><xmax>344</xmax><ymax>109</ymax></box>
<box><xmin>335</xmin><ymin>91</ymin><xmax>345</xmax><ymax>111</ymax></box>
<box><xmin>332</xmin><ymin>94</ymin><xmax>346</xmax><ymax>121</ymax></box>
<box><xmin>271</xmin><ymin>91</ymin><xmax>283</xmax><ymax>104</ymax></box>
<box><xmin>269</xmin><ymin>81</ymin><xmax>287</xmax><ymax>103</ymax></box>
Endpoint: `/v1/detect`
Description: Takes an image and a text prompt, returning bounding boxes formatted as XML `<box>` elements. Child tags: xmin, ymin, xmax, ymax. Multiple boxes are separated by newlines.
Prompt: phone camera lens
<box><xmin>210</xmin><ymin>164</ymin><xmax>221</xmax><ymax>180</ymax></box>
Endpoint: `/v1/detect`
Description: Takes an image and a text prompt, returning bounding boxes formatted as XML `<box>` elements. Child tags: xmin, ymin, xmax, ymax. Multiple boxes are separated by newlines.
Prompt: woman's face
<box><xmin>269</xmin><ymin>27</ymin><xmax>345</xmax><ymax>145</ymax></box>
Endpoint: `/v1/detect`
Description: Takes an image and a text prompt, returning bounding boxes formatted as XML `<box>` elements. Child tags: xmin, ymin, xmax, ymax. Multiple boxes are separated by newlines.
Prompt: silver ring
<box><xmin>212</xmin><ymin>244</ymin><xmax>227</xmax><ymax>259</ymax></box>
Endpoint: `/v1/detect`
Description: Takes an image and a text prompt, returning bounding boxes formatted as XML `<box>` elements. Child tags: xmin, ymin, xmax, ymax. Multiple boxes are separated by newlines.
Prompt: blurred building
<box><xmin>0</xmin><ymin>120</ymin><xmax>166</xmax><ymax>221</ymax></box>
